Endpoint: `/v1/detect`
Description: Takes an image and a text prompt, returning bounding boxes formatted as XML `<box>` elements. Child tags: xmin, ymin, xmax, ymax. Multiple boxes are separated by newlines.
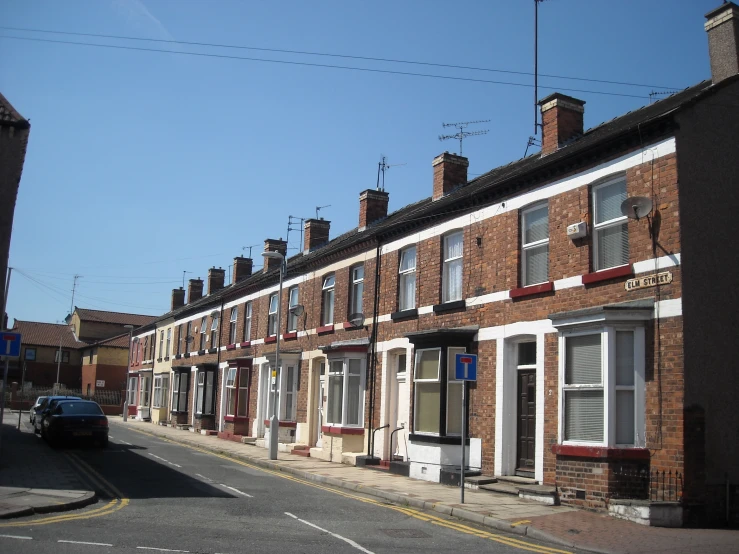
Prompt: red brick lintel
<box><xmin>239</xmin><ymin>341</ymin><xmax>251</xmax><ymax>348</ymax></box>
<box><xmin>264</xmin><ymin>335</ymin><xmax>277</xmax><ymax>344</ymax></box>
<box><xmin>321</xmin><ymin>425</ymin><xmax>364</xmax><ymax>435</ymax></box>
<box><xmin>225</xmin><ymin>344</ymin><xmax>237</xmax><ymax>351</ymax></box>
<box><xmin>582</xmin><ymin>264</ymin><xmax>633</xmax><ymax>285</ymax></box>
<box><xmin>552</xmin><ymin>444</ymin><xmax>650</xmax><ymax>461</ymax></box>
<box><xmin>224</xmin><ymin>416</ymin><xmax>248</xmax><ymax>422</ymax></box>
<box><xmin>316</xmin><ymin>325</ymin><xmax>335</xmax><ymax>335</ymax></box>
<box><xmin>263</xmin><ymin>420</ymin><xmax>297</xmax><ymax>428</ymax></box>
<box><xmin>509</xmin><ymin>281</ymin><xmax>554</xmax><ymax>299</ymax></box>
<box><xmin>283</xmin><ymin>332</ymin><xmax>298</xmax><ymax>340</ymax></box>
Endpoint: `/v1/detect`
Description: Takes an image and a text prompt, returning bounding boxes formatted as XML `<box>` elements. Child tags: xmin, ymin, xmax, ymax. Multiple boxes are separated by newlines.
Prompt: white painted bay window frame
<box><xmin>267</xmin><ymin>359</ymin><xmax>299</xmax><ymax>421</ymax></box>
<box><xmin>165</xmin><ymin>329</ymin><xmax>171</xmax><ymax>358</ymax></box>
<box><xmin>325</xmin><ymin>355</ymin><xmax>365</xmax><ymax>428</ymax></box>
<box><xmin>521</xmin><ymin>202</ymin><xmax>550</xmax><ymax>286</ymax></box>
<box><xmin>225</xmin><ymin>367</ymin><xmax>237</xmax><ymax>417</ymax></box>
<box><xmin>413</xmin><ymin>348</ymin><xmax>442</xmax><ymax>435</ymax></box>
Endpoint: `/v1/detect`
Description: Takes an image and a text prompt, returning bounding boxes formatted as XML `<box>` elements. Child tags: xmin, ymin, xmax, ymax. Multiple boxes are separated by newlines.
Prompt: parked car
<box><xmin>29</xmin><ymin>396</ymin><xmax>46</xmax><ymax>424</ymax></box>
<box><xmin>42</xmin><ymin>400</ymin><xmax>108</xmax><ymax>448</ymax></box>
<box><xmin>33</xmin><ymin>395</ymin><xmax>81</xmax><ymax>435</ymax></box>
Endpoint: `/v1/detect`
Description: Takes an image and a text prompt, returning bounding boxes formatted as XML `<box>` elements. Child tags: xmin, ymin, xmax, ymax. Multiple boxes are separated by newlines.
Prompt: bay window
<box><xmin>593</xmin><ymin>176</ymin><xmax>629</xmax><ymax>271</ymax></box>
<box><xmin>413</xmin><ymin>347</ymin><xmax>466</xmax><ymax>436</ymax></box>
<box><xmin>172</xmin><ymin>371</ymin><xmax>190</xmax><ymax>413</ymax></box>
<box><xmin>442</xmin><ymin>232</ymin><xmax>463</xmax><ymax>303</ymax></box>
<box><xmin>349</xmin><ymin>265</ymin><xmax>364</xmax><ymax>316</ymax></box>
<box><xmin>321</xmin><ymin>274</ymin><xmax>335</xmax><ymax>326</ymax></box>
<box><xmin>229</xmin><ymin>306</ymin><xmax>238</xmax><ymax>344</ymax></box>
<box><xmin>194</xmin><ymin>368</ymin><xmax>216</xmax><ymax>416</ymax></box>
<box><xmin>398</xmin><ymin>246</ymin><xmax>417</xmax><ymax>311</ymax></box>
<box><xmin>326</xmin><ymin>356</ymin><xmax>365</xmax><ymax>427</ymax></box>
<box><xmin>521</xmin><ymin>203</ymin><xmax>549</xmax><ymax>286</ymax></box>
<box><xmin>287</xmin><ymin>286</ymin><xmax>299</xmax><ymax>332</ymax></box>
<box><xmin>268</xmin><ymin>293</ymin><xmax>278</xmax><ymax>336</ymax></box>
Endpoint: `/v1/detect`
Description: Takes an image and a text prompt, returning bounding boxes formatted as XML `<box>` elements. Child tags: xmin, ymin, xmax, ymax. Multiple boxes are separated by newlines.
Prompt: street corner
<box><xmin>0</xmin><ymin>487</ymin><xmax>97</xmax><ymax>520</ymax></box>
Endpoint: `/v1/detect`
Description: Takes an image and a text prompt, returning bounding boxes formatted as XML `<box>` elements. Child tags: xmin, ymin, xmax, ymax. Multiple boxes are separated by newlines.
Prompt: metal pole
<box><xmin>269</xmin><ymin>258</ymin><xmax>284</xmax><ymax>461</ymax></box>
<box><xmin>55</xmin><ymin>336</ymin><xmax>62</xmax><ymax>391</ymax></box>
<box><xmin>461</xmin><ymin>380</ymin><xmax>466</xmax><ymax>504</ymax></box>
<box><xmin>0</xmin><ymin>267</ymin><xmax>13</xmax><ymax>452</ymax></box>
<box><xmin>17</xmin><ymin>361</ymin><xmax>25</xmax><ymax>429</ymax></box>
<box><xmin>123</xmin><ymin>327</ymin><xmax>133</xmax><ymax>422</ymax></box>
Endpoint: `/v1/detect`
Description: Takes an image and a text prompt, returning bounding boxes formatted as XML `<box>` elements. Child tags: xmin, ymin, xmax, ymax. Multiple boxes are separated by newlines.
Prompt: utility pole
<box><xmin>0</xmin><ymin>267</ymin><xmax>12</xmax><ymax>454</ymax></box>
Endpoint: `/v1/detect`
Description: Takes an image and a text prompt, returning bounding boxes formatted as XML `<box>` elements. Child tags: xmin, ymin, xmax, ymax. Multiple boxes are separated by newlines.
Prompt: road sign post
<box><xmin>0</xmin><ymin>332</ymin><xmax>22</xmax><ymax>458</ymax></box>
<box><xmin>455</xmin><ymin>353</ymin><xmax>477</xmax><ymax>504</ymax></box>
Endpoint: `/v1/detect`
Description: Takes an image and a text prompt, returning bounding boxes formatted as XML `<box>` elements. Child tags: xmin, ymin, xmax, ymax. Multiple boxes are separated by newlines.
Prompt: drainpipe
<box><xmin>149</xmin><ymin>328</ymin><xmax>156</xmax><ymax>421</ymax></box>
<box><xmin>216</xmin><ymin>298</ymin><xmax>224</xmax><ymax>430</ymax></box>
<box><xmin>366</xmin><ymin>237</ymin><xmax>382</xmax><ymax>456</ymax></box>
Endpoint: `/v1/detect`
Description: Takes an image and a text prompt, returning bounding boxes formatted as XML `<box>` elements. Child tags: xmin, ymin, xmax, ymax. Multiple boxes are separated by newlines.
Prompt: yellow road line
<box><xmin>127</xmin><ymin>426</ymin><xmax>570</xmax><ymax>554</ymax></box>
<box><xmin>67</xmin><ymin>453</ymin><xmax>126</xmax><ymax>499</ymax></box>
<box><xmin>511</xmin><ymin>520</ymin><xmax>533</xmax><ymax>527</ymax></box>
<box><xmin>64</xmin><ymin>453</ymin><xmax>116</xmax><ymax>498</ymax></box>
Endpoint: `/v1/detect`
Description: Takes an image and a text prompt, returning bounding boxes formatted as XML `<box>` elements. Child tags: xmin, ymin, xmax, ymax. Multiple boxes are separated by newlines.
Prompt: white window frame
<box><xmin>199</xmin><ymin>317</ymin><xmax>207</xmax><ymax>350</ymax></box>
<box><xmin>153</xmin><ymin>375</ymin><xmax>163</xmax><ymax>408</ymax></box>
<box><xmin>325</xmin><ymin>355</ymin><xmax>365</xmax><ymax>428</ymax></box>
<box><xmin>592</xmin><ymin>176</ymin><xmax>629</xmax><ymax>271</ymax></box>
<box><xmin>284</xmin><ymin>364</ymin><xmax>298</xmax><ymax>421</ymax></box>
<box><xmin>413</xmin><ymin>348</ymin><xmax>442</xmax><ymax>436</ymax></box>
<box><xmin>268</xmin><ymin>293</ymin><xmax>279</xmax><ymax>336</ymax></box>
<box><xmin>398</xmin><ymin>246</ymin><xmax>417</xmax><ymax>311</ymax></box>
<box><xmin>127</xmin><ymin>376</ymin><xmax>138</xmax><ymax>405</ymax></box>
<box><xmin>166</xmin><ymin>329</ymin><xmax>171</xmax><ymax>358</ymax></box>
<box><xmin>236</xmin><ymin>369</ymin><xmax>248</xmax><ymax>418</ymax></box>
<box><xmin>229</xmin><ymin>307</ymin><xmax>238</xmax><ymax>344</ymax></box>
<box><xmin>159</xmin><ymin>331</ymin><xmax>164</xmax><ymax>359</ymax></box>
<box><xmin>349</xmin><ymin>265</ymin><xmax>364</xmax><ymax>316</ymax></box>
<box><xmin>225</xmin><ymin>367</ymin><xmax>238</xmax><ymax>417</ymax></box>
<box><xmin>196</xmin><ymin>371</ymin><xmax>206</xmax><ymax>415</ymax></box>
<box><xmin>442</xmin><ymin>231</ymin><xmax>463</xmax><ymax>303</ymax></box>
<box><xmin>243</xmin><ymin>302</ymin><xmax>252</xmax><ymax>342</ymax></box>
<box><xmin>558</xmin><ymin>325</ymin><xmax>645</xmax><ymax>448</ymax></box>
<box><xmin>321</xmin><ymin>274</ymin><xmax>335</xmax><ymax>326</ymax></box>
<box><xmin>210</xmin><ymin>315</ymin><xmax>219</xmax><ymax>346</ymax></box>
<box><xmin>446</xmin><ymin>347</ymin><xmax>466</xmax><ymax>436</ymax></box>
<box><xmin>521</xmin><ymin>202</ymin><xmax>550</xmax><ymax>286</ymax></box>
<box><xmin>287</xmin><ymin>286</ymin><xmax>299</xmax><ymax>332</ymax></box>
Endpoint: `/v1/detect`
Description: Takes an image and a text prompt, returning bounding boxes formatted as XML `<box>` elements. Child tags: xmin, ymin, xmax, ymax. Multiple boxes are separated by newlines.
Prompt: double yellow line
<box><xmin>0</xmin><ymin>452</ymin><xmax>129</xmax><ymax>528</ymax></box>
<box><xmin>129</xmin><ymin>427</ymin><xmax>569</xmax><ymax>554</ymax></box>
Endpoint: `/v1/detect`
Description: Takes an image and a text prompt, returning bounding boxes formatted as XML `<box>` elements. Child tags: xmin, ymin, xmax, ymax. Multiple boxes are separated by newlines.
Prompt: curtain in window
<box><xmin>597</xmin><ymin>222</ymin><xmax>629</xmax><ymax>269</ymax></box>
<box><xmin>346</xmin><ymin>359</ymin><xmax>361</xmax><ymax>426</ymax></box>
<box><xmin>524</xmin><ymin>205</ymin><xmax>549</xmax><ymax>243</ymax></box>
<box><xmin>415</xmin><ymin>383</ymin><xmax>440</xmax><ymax>434</ymax></box>
<box><xmin>328</xmin><ymin>375</ymin><xmax>343</xmax><ymax>424</ymax></box>
<box><xmin>525</xmin><ymin>244</ymin><xmax>549</xmax><ymax>286</ymax></box>
<box><xmin>399</xmin><ymin>248</ymin><xmax>417</xmax><ymax>311</ymax></box>
<box><xmin>444</xmin><ymin>234</ymin><xmax>463</xmax><ymax>302</ymax></box>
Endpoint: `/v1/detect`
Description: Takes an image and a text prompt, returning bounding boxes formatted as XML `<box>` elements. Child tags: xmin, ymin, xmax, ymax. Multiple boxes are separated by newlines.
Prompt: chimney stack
<box><xmin>432</xmin><ymin>152</ymin><xmax>468</xmax><ymax>201</ymax></box>
<box><xmin>233</xmin><ymin>256</ymin><xmax>253</xmax><ymax>283</ymax></box>
<box><xmin>705</xmin><ymin>2</ymin><xmax>739</xmax><ymax>84</ymax></box>
<box><xmin>358</xmin><ymin>189</ymin><xmax>389</xmax><ymax>230</ymax></box>
<box><xmin>207</xmin><ymin>267</ymin><xmax>225</xmax><ymax>295</ymax></box>
<box><xmin>263</xmin><ymin>238</ymin><xmax>287</xmax><ymax>273</ymax></box>
<box><xmin>187</xmin><ymin>278</ymin><xmax>204</xmax><ymax>303</ymax></box>
<box><xmin>171</xmin><ymin>287</ymin><xmax>185</xmax><ymax>311</ymax></box>
<box><xmin>304</xmin><ymin>219</ymin><xmax>331</xmax><ymax>253</ymax></box>
<box><xmin>538</xmin><ymin>93</ymin><xmax>586</xmax><ymax>156</ymax></box>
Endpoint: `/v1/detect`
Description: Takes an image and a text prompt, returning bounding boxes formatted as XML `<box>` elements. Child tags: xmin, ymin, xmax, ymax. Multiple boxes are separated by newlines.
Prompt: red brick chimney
<box><xmin>705</xmin><ymin>2</ymin><xmax>739</xmax><ymax>84</ymax></box>
<box><xmin>304</xmin><ymin>218</ymin><xmax>331</xmax><ymax>253</ymax></box>
<box><xmin>207</xmin><ymin>267</ymin><xmax>225</xmax><ymax>295</ymax></box>
<box><xmin>171</xmin><ymin>287</ymin><xmax>185</xmax><ymax>311</ymax></box>
<box><xmin>187</xmin><ymin>278</ymin><xmax>204</xmax><ymax>303</ymax></box>
<box><xmin>233</xmin><ymin>256</ymin><xmax>253</xmax><ymax>283</ymax></box>
<box><xmin>538</xmin><ymin>93</ymin><xmax>586</xmax><ymax>156</ymax></box>
<box><xmin>263</xmin><ymin>238</ymin><xmax>287</xmax><ymax>273</ymax></box>
<box><xmin>358</xmin><ymin>189</ymin><xmax>389</xmax><ymax>230</ymax></box>
<box><xmin>432</xmin><ymin>152</ymin><xmax>468</xmax><ymax>201</ymax></box>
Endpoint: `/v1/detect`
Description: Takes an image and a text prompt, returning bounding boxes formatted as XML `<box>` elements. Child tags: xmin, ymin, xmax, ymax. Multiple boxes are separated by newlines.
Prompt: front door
<box><xmin>516</xmin><ymin>369</ymin><xmax>536</xmax><ymax>478</ymax></box>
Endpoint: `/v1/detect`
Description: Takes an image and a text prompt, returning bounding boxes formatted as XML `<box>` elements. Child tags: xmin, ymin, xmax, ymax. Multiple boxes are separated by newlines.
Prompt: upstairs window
<box><xmin>159</xmin><ymin>331</ymin><xmax>164</xmax><ymax>359</ymax></box>
<box><xmin>287</xmin><ymin>286</ymin><xmax>299</xmax><ymax>332</ymax></box>
<box><xmin>398</xmin><ymin>246</ymin><xmax>417</xmax><ymax>311</ymax></box>
<box><xmin>210</xmin><ymin>315</ymin><xmax>219</xmax><ymax>346</ymax></box>
<box><xmin>165</xmin><ymin>329</ymin><xmax>171</xmax><ymax>358</ymax></box>
<box><xmin>442</xmin><ymin>232</ymin><xmax>463</xmax><ymax>303</ymax></box>
<box><xmin>177</xmin><ymin>325</ymin><xmax>183</xmax><ymax>355</ymax></box>
<box><xmin>349</xmin><ymin>265</ymin><xmax>364</xmax><ymax>316</ymax></box>
<box><xmin>521</xmin><ymin>203</ymin><xmax>549</xmax><ymax>286</ymax></box>
<box><xmin>268</xmin><ymin>293</ymin><xmax>279</xmax><ymax>336</ymax></box>
<box><xmin>186</xmin><ymin>321</ymin><xmax>192</xmax><ymax>352</ymax></box>
<box><xmin>321</xmin><ymin>274</ymin><xmax>335</xmax><ymax>326</ymax></box>
<box><xmin>228</xmin><ymin>307</ymin><xmax>238</xmax><ymax>344</ymax></box>
<box><xmin>243</xmin><ymin>302</ymin><xmax>252</xmax><ymax>342</ymax></box>
<box><xmin>199</xmin><ymin>317</ymin><xmax>207</xmax><ymax>350</ymax></box>
<box><xmin>593</xmin><ymin>177</ymin><xmax>629</xmax><ymax>271</ymax></box>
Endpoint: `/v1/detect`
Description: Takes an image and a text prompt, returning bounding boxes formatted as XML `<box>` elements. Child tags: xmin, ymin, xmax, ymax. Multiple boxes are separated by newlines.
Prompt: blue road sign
<box><xmin>455</xmin><ymin>353</ymin><xmax>477</xmax><ymax>381</ymax></box>
<box><xmin>0</xmin><ymin>332</ymin><xmax>21</xmax><ymax>358</ymax></box>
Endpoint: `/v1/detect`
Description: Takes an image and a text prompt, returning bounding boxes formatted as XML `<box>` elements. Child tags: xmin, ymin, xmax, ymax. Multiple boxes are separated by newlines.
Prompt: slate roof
<box><xmin>11</xmin><ymin>320</ymin><xmax>87</xmax><ymax>349</ymax></box>
<box><xmin>0</xmin><ymin>92</ymin><xmax>30</xmax><ymax>128</ymax></box>
<box><xmin>74</xmin><ymin>308</ymin><xmax>157</xmax><ymax>327</ymax></box>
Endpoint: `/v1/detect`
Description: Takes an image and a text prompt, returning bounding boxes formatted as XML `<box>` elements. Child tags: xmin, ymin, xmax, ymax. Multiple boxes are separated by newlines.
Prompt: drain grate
<box><xmin>381</xmin><ymin>529</ymin><xmax>431</xmax><ymax>539</ymax></box>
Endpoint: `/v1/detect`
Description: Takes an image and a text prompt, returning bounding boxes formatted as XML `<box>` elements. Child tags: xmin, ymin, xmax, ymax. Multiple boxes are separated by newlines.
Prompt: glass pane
<box><xmin>269</xmin><ymin>295</ymin><xmax>278</xmax><ymax>313</ymax></box>
<box><xmin>565</xmin><ymin>390</ymin><xmax>604</xmax><ymax>442</ymax></box>
<box><xmin>518</xmin><ymin>342</ymin><xmax>536</xmax><ymax>366</ymax></box>
<box><xmin>565</xmin><ymin>334</ymin><xmax>602</xmax><ymax>385</ymax></box>
<box><xmin>616</xmin><ymin>390</ymin><xmax>635</xmax><ymax>444</ymax></box>
<box><xmin>327</xmin><ymin>375</ymin><xmax>343</xmax><ymax>424</ymax></box>
<box><xmin>416</xmin><ymin>350</ymin><xmax>440</xmax><ymax>380</ymax></box>
<box><xmin>237</xmin><ymin>388</ymin><xmax>248</xmax><ymax>417</ymax></box>
<box><xmin>445</xmin><ymin>233</ymin><xmax>463</xmax><ymax>260</ymax></box>
<box><xmin>444</xmin><ymin>258</ymin><xmax>463</xmax><ymax>302</ymax></box>
<box><xmin>227</xmin><ymin>389</ymin><xmax>236</xmax><ymax>416</ymax></box>
<box><xmin>415</xmin><ymin>382</ymin><xmax>440</xmax><ymax>434</ymax></box>
<box><xmin>595</xmin><ymin>179</ymin><xmax>627</xmax><ymax>224</ymax></box>
<box><xmin>397</xmin><ymin>354</ymin><xmax>407</xmax><ymax>373</ymax></box>
<box><xmin>524</xmin><ymin>204</ymin><xmax>549</xmax><ymax>244</ymax></box>
<box><xmin>205</xmin><ymin>373</ymin><xmax>213</xmax><ymax>414</ymax></box>
<box><xmin>289</xmin><ymin>287</ymin><xmax>299</xmax><ymax>307</ymax></box>
<box><xmin>323</xmin><ymin>274</ymin><xmax>335</xmax><ymax>288</ymax></box>
<box><xmin>323</xmin><ymin>289</ymin><xmax>334</xmax><ymax>325</ymax></box>
<box><xmin>400</xmin><ymin>247</ymin><xmax>416</xmax><ymax>271</ymax></box>
<box><xmin>597</xmin><ymin>222</ymin><xmax>629</xmax><ymax>270</ymax></box>
<box><xmin>347</xmin><ymin>374</ymin><xmax>361</xmax><ymax>425</ymax></box>
<box><xmin>524</xmin><ymin>243</ymin><xmax>549</xmax><ymax>286</ymax></box>
<box><xmin>348</xmin><ymin>359</ymin><xmax>361</xmax><ymax>375</ymax></box>
<box><xmin>447</xmin><ymin>381</ymin><xmax>463</xmax><ymax>435</ymax></box>
<box><xmin>352</xmin><ymin>281</ymin><xmax>364</xmax><ymax>314</ymax></box>
<box><xmin>353</xmin><ymin>266</ymin><xmax>364</xmax><ymax>281</ymax></box>
<box><xmin>399</xmin><ymin>272</ymin><xmax>416</xmax><ymax>311</ymax></box>
<box><xmin>616</xmin><ymin>331</ymin><xmax>635</xmax><ymax>386</ymax></box>
<box><xmin>230</xmin><ymin>307</ymin><xmax>238</xmax><ymax>322</ymax></box>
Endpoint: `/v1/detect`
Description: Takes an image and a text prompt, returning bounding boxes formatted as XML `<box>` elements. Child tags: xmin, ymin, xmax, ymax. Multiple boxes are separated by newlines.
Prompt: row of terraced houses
<box><xmin>122</xmin><ymin>3</ymin><xmax>739</xmax><ymax>524</ymax></box>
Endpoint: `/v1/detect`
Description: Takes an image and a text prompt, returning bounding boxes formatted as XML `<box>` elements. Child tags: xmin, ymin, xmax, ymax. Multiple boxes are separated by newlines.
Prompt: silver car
<box><xmin>30</xmin><ymin>396</ymin><xmax>47</xmax><ymax>424</ymax></box>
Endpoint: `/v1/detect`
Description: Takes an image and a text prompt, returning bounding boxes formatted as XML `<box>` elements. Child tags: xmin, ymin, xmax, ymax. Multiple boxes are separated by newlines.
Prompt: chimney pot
<box><xmin>432</xmin><ymin>152</ymin><xmax>468</xmax><ymax>201</ymax></box>
<box><xmin>538</xmin><ymin>93</ymin><xmax>586</xmax><ymax>156</ymax></box>
<box><xmin>187</xmin><ymin>278</ymin><xmax>204</xmax><ymax>304</ymax></box>
<box><xmin>304</xmin><ymin>218</ymin><xmax>331</xmax><ymax>253</ymax></box>
<box><xmin>358</xmin><ymin>189</ymin><xmax>389</xmax><ymax>230</ymax></box>
<box><xmin>705</xmin><ymin>2</ymin><xmax>739</xmax><ymax>84</ymax></box>
<box><xmin>171</xmin><ymin>287</ymin><xmax>185</xmax><ymax>311</ymax></box>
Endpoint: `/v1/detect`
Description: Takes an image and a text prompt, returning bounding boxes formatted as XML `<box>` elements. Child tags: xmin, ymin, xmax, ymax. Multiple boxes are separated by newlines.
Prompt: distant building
<box><xmin>80</xmin><ymin>333</ymin><xmax>131</xmax><ymax>396</ymax></box>
<box><xmin>67</xmin><ymin>307</ymin><xmax>157</xmax><ymax>342</ymax></box>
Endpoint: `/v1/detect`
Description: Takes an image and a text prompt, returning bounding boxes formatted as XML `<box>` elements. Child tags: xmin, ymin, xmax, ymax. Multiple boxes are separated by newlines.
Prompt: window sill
<box><xmin>391</xmin><ymin>309</ymin><xmax>418</xmax><ymax>321</ymax></box>
<box><xmin>317</xmin><ymin>324</ymin><xmax>335</xmax><ymax>335</ymax></box>
<box><xmin>408</xmin><ymin>433</ymin><xmax>469</xmax><ymax>445</ymax></box>
<box><xmin>322</xmin><ymin>425</ymin><xmax>364</xmax><ymax>435</ymax></box>
<box><xmin>433</xmin><ymin>300</ymin><xmax>466</xmax><ymax>314</ymax></box>
<box><xmin>197</xmin><ymin>349</ymin><xmax>206</xmax><ymax>356</ymax></box>
<box><xmin>582</xmin><ymin>264</ymin><xmax>633</xmax><ymax>285</ymax></box>
<box><xmin>264</xmin><ymin>336</ymin><xmax>277</xmax><ymax>344</ymax></box>
<box><xmin>224</xmin><ymin>415</ymin><xmax>249</xmax><ymax>422</ymax></box>
<box><xmin>239</xmin><ymin>341</ymin><xmax>251</xmax><ymax>348</ymax></box>
<box><xmin>207</xmin><ymin>347</ymin><xmax>218</xmax><ymax>354</ymax></box>
<box><xmin>164</xmin><ymin>357</ymin><xmax>170</xmax><ymax>361</ymax></box>
<box><xmin>264</xmin><ymin>420</ymin><xmax>297</xmax><ymax>428</ymax></box>
<box><xmin>552</xmin><ymin>444</ymin><xmax>650</xmax><ymax>460</ymax></box>
<box><xmin>342</xmin><ymin>321</ymin><xmax>364</xmax><ymax>330</ymax></box>
<box><xmin>226</xmin><ymin>344</ymin><xmax>237</xmax><ymax>351</ymax></box>
<box><xmin>194</xmin><ymin>413</ymin><xmax>215</xmax><ymax>420</ymax></box>
<box><xmin>509</xmin><ymin>281</ymin><xmax>554</xmax><ymax>299</ymax></box>
<box><xmin>283</xmin><ymin>331</ymin><xmax>298</xmax><ymax>340</ymax></box>
<box><xmin>183</xmin><ymin>353</ymin><xmax>191</xmax><ymax>359</ymax></box>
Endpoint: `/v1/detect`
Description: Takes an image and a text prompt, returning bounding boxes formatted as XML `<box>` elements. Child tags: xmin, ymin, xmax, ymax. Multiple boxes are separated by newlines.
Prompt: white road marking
<box><xmin>136</xmin><ymin>547</ymin><xmax>189</xmax><ymax>553</ymax></box>
<box><xmin>148</xmin><ymin>452</ymin><xmax>182</xmax><ymax>468</ymax></box>
<box><xmin>219</xmin><ymin>484</ymin><xmax>253</xmax><ymax>497</ymax></box>
<box><xmin>285</xmin><ymin>512</ymin><xmax>374</xmax><ymax>554</ymax></box>
<box><xmin>119</xmin><ymin>439</ymin><xmax>132</xmax><ymax>445</ymax></box>
<box><xmin>58</xmin><ymin>540</ymin><xmax>113</xmax><ymax>546</ymax></box>
<box><xmin>195</xmin><ymin>473</ymin><xmax>212</xmax><ymax>481</ymax></box>
<box><xmin>0</xmin><ymin>534</ymin><xmax>33</xmax><ymax>540</ymax></box>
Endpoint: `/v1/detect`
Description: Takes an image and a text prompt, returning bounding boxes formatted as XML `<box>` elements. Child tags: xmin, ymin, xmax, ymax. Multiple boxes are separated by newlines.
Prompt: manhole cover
<box><xmin>381</xmin><ymin>529</ymin><xmax>431</xmax><ymax>539</ymax></box>
<box><xmin>567</xmin><ymin>529</ymin><xmax>582</xmax><ymax>535</ymax></box>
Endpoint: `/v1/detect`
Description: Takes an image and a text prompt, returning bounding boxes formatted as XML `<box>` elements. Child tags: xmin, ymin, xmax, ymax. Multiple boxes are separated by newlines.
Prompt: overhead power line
<box><xmin>0</xmin><ymin>25</ymin><xmax>676</xmax><ymax>90</ymax></box>
<box><xmin>0</xmin><ymin>34</ymin><xmax>651</xmax><ymax>100</ymax></box>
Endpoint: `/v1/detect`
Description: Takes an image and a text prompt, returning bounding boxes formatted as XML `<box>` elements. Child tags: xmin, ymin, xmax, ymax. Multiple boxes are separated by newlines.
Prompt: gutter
<box><xmin>366</xmin><ymin>237</ymin><xmax>382</xmax><ymax>456</ymax></box>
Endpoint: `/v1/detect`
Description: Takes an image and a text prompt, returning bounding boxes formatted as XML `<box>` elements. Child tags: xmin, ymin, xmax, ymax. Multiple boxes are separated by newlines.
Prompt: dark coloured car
<box><xmin>30</xmin><ymin>396</ymin><xmax>46</xmax><ymax>424</ymax></box>
<box><xmin>42</xmin><ymin>400</ymin><xmax>108</xmax><ymax>448</ymax></box>
<box><xmin>33</xmin><ymin>395</ymin><xmax>81</xmax><ymax>435</ymax></box>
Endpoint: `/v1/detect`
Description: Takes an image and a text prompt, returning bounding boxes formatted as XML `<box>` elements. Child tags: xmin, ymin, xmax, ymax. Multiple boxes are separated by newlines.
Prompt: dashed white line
<box><xmin>195</xmin><ymin>473</ymin><xmax>212</xmax><ymax>482</ymax></box>
<box><xmin>58</xmin><ymin>540</ymin><xmax>113</xmax><ymax>546</ymax></box>
<box><xmin>285</xmin><ymin>512</ymin><xmax>374</xmax><ymax>554</ymax></box>
<box><xmin>136</xmin><ymin>547</ymin><xmax>189</xmax><ymax>553</ymax></box>
<box><xmin>119</xmin><ymin>439</ymin><xmax>132</xmax><ymax>445</ymax></box>
<box><xmin>0</xmin><ymin>534</ymin><xmax>33</xmax><ymax>540</ymax></box>
<box><xmin>219</xmin><ymin>483</ymin><xmax>253</xmax><ymax>497</ymax></box>
<box><xmin>148</xmin><ymin>452</ymin><xmax>182</xmax><ymax>468</ymax></box>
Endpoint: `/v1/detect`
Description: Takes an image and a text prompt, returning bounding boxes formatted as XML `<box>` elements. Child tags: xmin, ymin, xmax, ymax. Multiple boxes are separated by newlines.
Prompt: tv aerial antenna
<box><xmin>376</xmin><ymin>155</ymin><xmax>406</xmax><ymax>192</ymax></box>
<box><xmin>242</xmin><ymin>245</ymin><xmax>258</xmax><ymax>258</ymax></box>
<box><xmin>439</xmin><ymin>120</ymin><xmax>489</xmax><ymax>156</ymax></box>
<box><xmin>181</xmin><ymin>270</ymin><xmax>192</xmax><ymax>289</ymax></box>
<box><xmin>287</xmin><ymin>215</ymin><xmax>305</xmax><ymax>252</ymax></box>
<box><xmin>315</xmin><ymin>204</ymin><xmax>331</xmax><ymax>219</ymax></box>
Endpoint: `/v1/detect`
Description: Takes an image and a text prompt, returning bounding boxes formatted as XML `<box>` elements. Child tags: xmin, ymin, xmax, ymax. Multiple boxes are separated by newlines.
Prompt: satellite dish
<box><xmin>620</xmin><ymin>196</ymin><xmax>653</xmax><ymax>221</ymax></box>
<box><xmin>348</xmin><ymin>313</ymin><xmax>365</xmax><ymax>327</ymax></box>
<box><xmin>290</xmin><ymin>304</ymin><xmax>305</xmax><ymax>317</ymax></box>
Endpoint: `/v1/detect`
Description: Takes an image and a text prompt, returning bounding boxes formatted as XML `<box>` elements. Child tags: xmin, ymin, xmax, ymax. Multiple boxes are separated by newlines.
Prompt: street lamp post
<box><xmin>262</xmin><ymin>251</ymin><xmax>285</xmax><ymax>461</ymax></box>
<box><xmin>122</xmin><ymin>324</ymin><xmax>135</xmax><ymax>422</ymax></box>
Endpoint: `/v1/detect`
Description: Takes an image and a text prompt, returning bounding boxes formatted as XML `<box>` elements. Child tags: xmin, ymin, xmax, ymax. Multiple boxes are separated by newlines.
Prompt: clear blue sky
<box><xmin>1</xmin><ymin>0</ymin><xmax>719</xmax><ymax>324</ymax></box>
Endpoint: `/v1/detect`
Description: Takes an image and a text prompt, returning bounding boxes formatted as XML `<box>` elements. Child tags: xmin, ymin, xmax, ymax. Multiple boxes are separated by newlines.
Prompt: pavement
<box><xmin>0</xmin><ymin>411</ymin><xmax>97</xmax><ymax>518</ymax></box>
<box><xmin>114</xmin><ymin>417</ymin><xmax>739</xmax><ymax>554</ymax></box>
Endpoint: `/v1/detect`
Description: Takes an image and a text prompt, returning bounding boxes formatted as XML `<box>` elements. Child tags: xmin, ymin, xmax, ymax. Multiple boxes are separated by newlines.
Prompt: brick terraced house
<box><xmin>126</xmin><ymin>3</ymin><xmax>739</xmax><ymax>524</ymax></box>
